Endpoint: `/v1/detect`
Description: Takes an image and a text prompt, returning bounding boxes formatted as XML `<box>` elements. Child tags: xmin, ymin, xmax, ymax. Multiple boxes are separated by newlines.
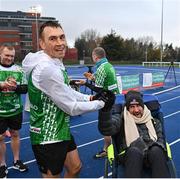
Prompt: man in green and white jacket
<box><xmin>22</xmin><ymin>21</ymin><xmax>107</xmax><ymax>178</ymax></box>
<box><xmin>85</xmin><ymin>47</ymin><xmax>119</xmax><ymax>158</ymax></box>
<box><xmin>0</xmin><ymin>44</ymin><xmax>28</xmax><ymax>178</ymax></box>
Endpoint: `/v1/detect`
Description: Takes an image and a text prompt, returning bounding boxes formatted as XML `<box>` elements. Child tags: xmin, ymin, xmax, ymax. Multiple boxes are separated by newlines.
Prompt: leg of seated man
<box><xmin>64</xmin><ymin>148</ymin><xmax>82</xmax><ymax>177</ymax></box>
<box><xmin>124</xmin><ymin>146</ymin><xmax>143</xmax><ymax>178</ymax></box>
<box><xmin>148</xmin><ymin>145</ymin><xmax>169</xmax><ymax>178</ymax></box>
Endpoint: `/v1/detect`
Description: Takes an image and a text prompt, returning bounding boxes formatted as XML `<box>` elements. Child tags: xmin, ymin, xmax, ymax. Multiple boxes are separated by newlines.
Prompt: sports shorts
<box><xmin>0</xmin><ymin>113</ymin><xmax>23</xmax><ymax>134</ymax></box>
<box><xmin>32</xmin><ymin>134</ymin><xmax>77</xmax><ymax>175</ymax></box>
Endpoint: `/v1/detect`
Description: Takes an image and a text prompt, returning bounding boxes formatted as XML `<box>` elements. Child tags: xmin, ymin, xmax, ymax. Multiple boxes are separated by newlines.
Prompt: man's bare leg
<box><xmin>0</xmin><ymin>134</ymin><xmax>6</xmax><ymax>166</ymax></box>
<box><xmin>9</xmin><ymin>130</ymin><xmax>20</xmax><ymax>162</ymax></box>
<box><xmin>64</xmin><ymin>149</ymin><xmax>82</xmax><ymax>178</ymax></box>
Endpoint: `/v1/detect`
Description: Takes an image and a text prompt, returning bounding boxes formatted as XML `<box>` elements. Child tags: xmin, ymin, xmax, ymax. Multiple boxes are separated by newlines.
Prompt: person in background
<box><xmin>22</xmin><ymin>21</ymin><xmax>114</xmax><ymax>178</ymax></box>
<box><xmin>0</xmin><ymin>44</ymin><xmax>28</xmax><ymax>178</ymax></box>
<box><xmin>76</xmin><ymin>47</ymin><xmax>119</xmax><ymax>158</ymax></box>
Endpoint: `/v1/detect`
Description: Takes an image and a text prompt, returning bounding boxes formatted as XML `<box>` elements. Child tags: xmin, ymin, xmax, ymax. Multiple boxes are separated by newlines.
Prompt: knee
<box><xmin>9</xmin><ymin>130</ymin><xmax>19</xmax><ymax>138</ymax></box>
<box><xmin>125</xmin><ymin>146</ymin><xmax>144</xmax><ymax>163</ymax></box>
<box><xmin>148</xmin><ymin>146</ymin><xmax>165</xmax><ymax>159</ymax></box>
<box><xmin>127</xmin><ymin>146</ymin><xmax>143</xmax><ymax>157</ymax></box>
<box><xmin>0</xmin><ymin>134</ymin><xmax>5</xmax><ymax>142</ymax></box>
<box><xmin>69</xmin><ymin>162</ymin><xmax>82</xmax><ymax>176</ymax></box>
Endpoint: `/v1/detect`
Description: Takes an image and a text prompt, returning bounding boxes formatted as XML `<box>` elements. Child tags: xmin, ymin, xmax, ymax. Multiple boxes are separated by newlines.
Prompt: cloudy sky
<box><xmin>0</xmin><ymin>0</ymin><xmax>180</xmax><ymax>48</ymax></box>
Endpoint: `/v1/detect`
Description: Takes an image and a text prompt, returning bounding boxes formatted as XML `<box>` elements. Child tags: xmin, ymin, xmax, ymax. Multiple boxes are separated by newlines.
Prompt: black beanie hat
<box><xmin>125</xmin><ymin>90</ymin><xmax>144</xmax><ymax>109</ymax></box>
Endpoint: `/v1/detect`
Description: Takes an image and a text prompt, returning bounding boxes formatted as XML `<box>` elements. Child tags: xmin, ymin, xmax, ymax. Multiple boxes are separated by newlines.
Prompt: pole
<box><xmin>35</xmin><ymin>12</ymin><xmax>39</xmax><ymax>51</ymax></box>
<box><xmin>160</xmin><ymin>0</ymin><xmax>164</xmax><ymax>62</ymax></box>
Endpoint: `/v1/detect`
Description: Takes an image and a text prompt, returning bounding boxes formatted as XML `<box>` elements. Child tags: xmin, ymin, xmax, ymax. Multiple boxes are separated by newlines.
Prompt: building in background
<box><xmin>0</xmin><ymin>10</ymin><xmax>77</xmax><ymax>61</ymax></box>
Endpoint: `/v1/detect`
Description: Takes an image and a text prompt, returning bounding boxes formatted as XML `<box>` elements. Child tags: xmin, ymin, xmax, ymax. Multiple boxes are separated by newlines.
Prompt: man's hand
<box><xmin>7</xmin><ymin>77</ymin><xmax>17</xmax><ymax>86</ymax></box>
<box><xmin>0</xmin><ymin>77</ymin><xmax>17</xmax><ymax>91</ymax></box>
<box><xmin>75</xmin><ymin>80</ymin><xmax>86</xmax><ymax>85</ymax></box>
<box><xmin>92</xmin><ymin>90</ymin><xmax>116</xmax><ymax>111</ymax></box>
<box><xmin>83</xmin><ymin>72</ymin><xmax>95</xmax><ymax>81</ymax></box>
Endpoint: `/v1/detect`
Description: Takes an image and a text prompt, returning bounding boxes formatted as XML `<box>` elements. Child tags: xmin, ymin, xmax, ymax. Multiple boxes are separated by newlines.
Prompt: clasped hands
<box><xmin>91</xmin><ymin>90</ymin><xmax>115</xmax><ymax>111</ymax></box>
<box><xmin>0</xmin><ymin>77</ymin><xmax>17</xmax><ymax>91</ymax></box>
<box><xmin>70</xmin><ymin>72</ymin><xmax>115</xmax><ymax>111</ymax></box>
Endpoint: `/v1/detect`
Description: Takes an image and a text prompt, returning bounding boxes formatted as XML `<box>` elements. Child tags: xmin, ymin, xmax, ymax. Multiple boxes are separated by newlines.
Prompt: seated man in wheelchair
<box><xmin>98</xmin><ymin>90</ymin><xmax>170</xmax><ymax>178</ymax></box>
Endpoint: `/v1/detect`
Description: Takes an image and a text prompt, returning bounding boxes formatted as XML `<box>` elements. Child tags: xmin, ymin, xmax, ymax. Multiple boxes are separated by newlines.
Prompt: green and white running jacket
<box><xmin>22</xmin><ymin>51</ymin><xmax>104</xmax><ymax>145</ymax></box>
<box><xmin>0</xmin><ymin>64</ymin><xmax>27</xmax><ymax>117</ymax></box>
<box><xmin>95</xmin><ymin>58</ymin><xmax>119</xmax><ymax>94</ymax></box>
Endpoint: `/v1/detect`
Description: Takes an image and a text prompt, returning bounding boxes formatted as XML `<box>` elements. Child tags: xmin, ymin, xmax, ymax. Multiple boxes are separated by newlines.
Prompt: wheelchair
<box><xmin>104</xmin><ymin>94</ymin><xmax>177</xmax><ymax>178</ymax></box>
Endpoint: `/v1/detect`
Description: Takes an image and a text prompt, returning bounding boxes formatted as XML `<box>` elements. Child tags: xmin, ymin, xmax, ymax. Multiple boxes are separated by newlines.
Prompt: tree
<box><xmin>74</xmin><ymin>38</ymin><xmax>87</xmax><ymax>60</ymax></box>
<box><xmin>175</xmin><ymin>47</ymin><xmax>180</xmax><ymax>61</ymax></box>
<box><xmin>163</xmin><ymin>44</ymin><xmax>177</xmax><ymax>61</ymax></box>
<box><xmin>75</xmin><ymin>29</ymin><xmax>101</xmax><ymax>60</ymax></box>
<box><xmin>100</xmin><ymin>30</ymin><xmax>124</xmax><ymax>61</ymax></box>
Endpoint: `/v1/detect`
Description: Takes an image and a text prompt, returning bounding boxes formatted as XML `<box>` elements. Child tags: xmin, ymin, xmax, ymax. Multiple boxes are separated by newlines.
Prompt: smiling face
<box><xmin>128</xmin><ymin>104</ymin><xmax>144</xmax><ymax>118</ymax></box>
<box><xmin>0</xmin><ymin>47</ymin><xmax>15</xmax><ymax>66</ymax></box>
<box><xmin>39</xmin><ymin>26</ymin><xmax>67</xmax><ymax>59</ymax></box>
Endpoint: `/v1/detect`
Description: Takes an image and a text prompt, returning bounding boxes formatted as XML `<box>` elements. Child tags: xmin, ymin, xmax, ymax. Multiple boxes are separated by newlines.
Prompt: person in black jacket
<box><xmin>98</xmin><ymin>90</ymin><xmax>170</xmax><ymax>178</ymax></box>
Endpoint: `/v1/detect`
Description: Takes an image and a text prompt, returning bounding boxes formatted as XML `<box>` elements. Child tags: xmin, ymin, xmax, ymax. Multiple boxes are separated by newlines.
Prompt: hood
<box><xmin>22</xmin><ymin>50</ymin><xmax>46</xmax><ymax>79</ymax></box>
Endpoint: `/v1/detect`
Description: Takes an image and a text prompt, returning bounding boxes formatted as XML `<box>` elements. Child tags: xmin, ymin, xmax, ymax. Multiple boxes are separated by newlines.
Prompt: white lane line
<box><xmin>70</xmin><ymin>120</ymin><xmax>98</xmax><ymax>128</ymax></box>
<box><xmin>5</xmin><ymin>136</ymin><xmax>30</xmax><ymax>144</ymax></box>
<box><xmin>153</xmin><ymin>85</ymin><xmax>180</xmax><ymax>95</ymax></box>
<box><xmin>169</xmin><ymin>138</ymin><xmax>180</xmax><ymax>146</ymax></box>
<box><xmin>160</xmin><ymin>96</ymin><xmax>180</xmax><ymax>104</ymax></box>
<box><xmin>164</xmin><ymin>111</ymin><xmax>180</xmax><ymax>118</ymax></box>
<box><xmin>22</xmin><ymin>121</ymin><xmax>29</xmax><ymax>125</ymax></box>
<box><xmin>78</xmin><ymin>138</ymin><xmax>103</xmax><ymax>148</ymax></box>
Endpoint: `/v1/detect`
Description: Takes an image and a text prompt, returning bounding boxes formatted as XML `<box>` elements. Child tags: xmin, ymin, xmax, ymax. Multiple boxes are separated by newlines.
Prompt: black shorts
<box><xmin>0</xmin><ymin>113</ymin><xmax>23</xmax><ymax>134</ymax></box>
<box><xmin>32</xmin><ymin>135</ymin><xmax>77</xmax><ymax>175</ymax></box>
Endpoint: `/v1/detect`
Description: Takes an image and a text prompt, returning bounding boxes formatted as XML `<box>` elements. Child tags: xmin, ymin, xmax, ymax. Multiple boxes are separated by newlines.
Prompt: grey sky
<box><xmin>0</xmin><ymin>0</ymin><xmax>179</xmax><ymax>48</ymax></box>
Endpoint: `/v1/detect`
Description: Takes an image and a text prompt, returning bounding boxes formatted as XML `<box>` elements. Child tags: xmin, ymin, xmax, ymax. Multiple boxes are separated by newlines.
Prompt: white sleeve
<box><xmin>70</xmin><ymin>88</ymin><xmax>90</xmax><ymax>101</ymax></box>
<box><xmin>32</xmin><ymin>65</ymin><xmax>104</xmax><ymax>116</ymax></box>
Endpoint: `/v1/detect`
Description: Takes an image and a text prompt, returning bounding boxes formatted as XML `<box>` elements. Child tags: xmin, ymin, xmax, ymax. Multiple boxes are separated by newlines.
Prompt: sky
<box><xmin>0</xmin><ymin>0</ymin><xmax>180</xmax><ymax>48</ymax></box>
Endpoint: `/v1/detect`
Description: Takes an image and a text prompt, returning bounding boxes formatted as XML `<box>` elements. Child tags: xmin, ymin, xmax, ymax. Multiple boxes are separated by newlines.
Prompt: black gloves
<box><xmin>92</xmin><ymin>90</ymin><xmax>116</xmax><ymax>112</ymax></box>
<box><xmin>69</xmin><ymin>80</ymin><xmax>79</xmax><ymax>85</ymax></box>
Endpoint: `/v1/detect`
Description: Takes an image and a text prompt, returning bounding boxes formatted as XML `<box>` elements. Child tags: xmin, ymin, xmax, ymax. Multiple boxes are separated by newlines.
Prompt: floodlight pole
<box><xmin>160</xmin><ymin>0</ymin><xmax>164</xmax><ymax>62</ymax></box>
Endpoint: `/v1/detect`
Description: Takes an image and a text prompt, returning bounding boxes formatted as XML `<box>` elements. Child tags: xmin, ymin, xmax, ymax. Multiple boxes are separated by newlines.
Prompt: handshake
<box><xmin>91</xmin><ymin>90</ymin><xmax>116</xmax><ymax>111</ymax></box>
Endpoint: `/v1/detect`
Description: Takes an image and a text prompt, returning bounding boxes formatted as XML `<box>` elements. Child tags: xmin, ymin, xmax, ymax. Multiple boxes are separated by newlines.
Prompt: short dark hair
<box><xmin>92</xmin><ymin>47</ymin><xmax>106</xmax><ymax>59</ymax></box>
<box><xmin>39</xmin><ymin>21</ymin><xmax>62</xmax><ymax>39</ymax></box>
<box><xmin>0</xmin><ymin>44</ymin><xmax>15</xmax><ymax>54</ymax></box>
